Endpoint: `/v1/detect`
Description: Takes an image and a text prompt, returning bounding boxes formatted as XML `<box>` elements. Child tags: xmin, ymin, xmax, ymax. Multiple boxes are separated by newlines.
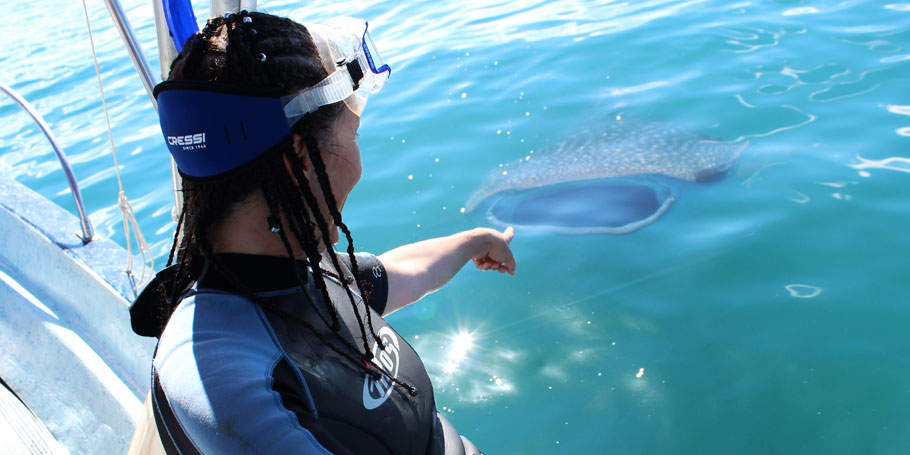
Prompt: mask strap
<box><xmin>281</xmin><ymin>69</ymin><xmax>355</xmax><ymax>125</ymax></box>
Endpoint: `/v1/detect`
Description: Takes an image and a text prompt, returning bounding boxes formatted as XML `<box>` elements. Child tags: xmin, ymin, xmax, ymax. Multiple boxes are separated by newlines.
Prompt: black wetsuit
<box><xmin>131</xmin><ymin>253</ymin><xmax>481</xmax><ymax>454</ymax></box>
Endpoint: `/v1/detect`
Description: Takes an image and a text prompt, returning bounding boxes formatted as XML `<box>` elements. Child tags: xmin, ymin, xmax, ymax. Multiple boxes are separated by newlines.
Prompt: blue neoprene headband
<box><xmin>154</xmin><ymin>81</ymin><xmax>291</xmax><ymax>179</ymax></box>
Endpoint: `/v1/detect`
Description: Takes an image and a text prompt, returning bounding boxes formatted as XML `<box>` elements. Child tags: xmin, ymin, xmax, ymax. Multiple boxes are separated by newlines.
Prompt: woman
<box><xmin>128</xmin><ymin>10</ymin><xmax>515</xmax><ymax>455</ymax></box>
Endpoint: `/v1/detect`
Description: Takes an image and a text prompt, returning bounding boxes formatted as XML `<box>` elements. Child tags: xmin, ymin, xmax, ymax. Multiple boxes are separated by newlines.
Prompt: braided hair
<box><xmin>160</xmin><ymin>11</ymin><xmax>415</xmax><ymax>396</ymax></box>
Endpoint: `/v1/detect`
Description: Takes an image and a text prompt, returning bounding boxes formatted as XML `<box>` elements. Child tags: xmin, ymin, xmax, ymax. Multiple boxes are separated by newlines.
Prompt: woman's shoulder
<box><xmin>155</xmin><ymin>290</ymin><xmax>284</xmax><ymax>371</ymax></box>
<box><xmin>152</xmin><ymin>291</ymin><xmax>334</xmax><ymax>454</ymax></box>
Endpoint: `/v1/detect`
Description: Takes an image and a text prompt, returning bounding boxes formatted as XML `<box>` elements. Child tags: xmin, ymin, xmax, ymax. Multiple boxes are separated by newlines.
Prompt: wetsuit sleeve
<box><xmin>338</xmin><ymin>252</ymin><xmax>389</xmax><ymax>315</ymax></box>
<box><xmin>154</xmin><ymin>292</ymin><xmax>352</xmax><ymax>455</ymax></box>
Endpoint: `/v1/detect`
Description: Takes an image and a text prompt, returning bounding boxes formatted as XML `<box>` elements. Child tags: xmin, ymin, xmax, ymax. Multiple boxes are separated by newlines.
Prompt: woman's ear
<box><xmin>291</xmin><ymin>132</ymin><xmax>310</xmax><ymax>172</ymax></box>
<box><xmin>282</xmin><ymin>133</ymin><xmax>311</xmax><ymax>185</ymax></box>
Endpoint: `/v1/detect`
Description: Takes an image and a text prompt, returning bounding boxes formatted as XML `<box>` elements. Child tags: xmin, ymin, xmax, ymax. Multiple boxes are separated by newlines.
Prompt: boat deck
<box><xmin>0</xmin><ymin>378</ymin><xmax>67</xmax><ymax>455</ymax></box>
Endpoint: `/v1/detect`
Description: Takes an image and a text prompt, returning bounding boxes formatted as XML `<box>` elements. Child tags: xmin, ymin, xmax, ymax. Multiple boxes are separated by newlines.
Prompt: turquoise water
<box><xmin>2</xmin><ymin>0</ymin><xmax>910</xmax><ymax>452</ymax></box>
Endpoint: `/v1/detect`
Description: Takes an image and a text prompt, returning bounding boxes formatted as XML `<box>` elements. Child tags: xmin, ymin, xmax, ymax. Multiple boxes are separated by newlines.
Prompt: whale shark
<box><xmin>466</xmin><ymin>121</ymin><xmax>746</xmax><ymax>234</ymax></box>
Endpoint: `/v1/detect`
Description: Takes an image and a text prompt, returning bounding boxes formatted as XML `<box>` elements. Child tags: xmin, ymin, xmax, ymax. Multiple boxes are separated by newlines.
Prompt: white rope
<box><xmin>82</xmin><ymin>0</ymin><xmax>154</xmax><ymax>292</ymax></box>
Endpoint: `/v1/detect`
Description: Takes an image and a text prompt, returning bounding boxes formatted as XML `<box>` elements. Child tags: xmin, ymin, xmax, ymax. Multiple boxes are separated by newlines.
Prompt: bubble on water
<box><xmin>786</xmin><ymin>284</ymin><xmax>822</xmax><ymax>299</ymax></box>
<box><xmin>414</xmin><ymin>300</ymin><xmax>436</xmax><ymax>319</ymax></box>
<box><xmin>789</xmin><ymin>190</ymin><xmax>810</xmax><ymax>204</ymax></box>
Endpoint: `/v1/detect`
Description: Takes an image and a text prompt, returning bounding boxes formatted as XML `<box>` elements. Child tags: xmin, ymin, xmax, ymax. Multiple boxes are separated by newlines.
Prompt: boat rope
<box><xmin>81</xmin><ymin>0</ymin><xmax>155</xmax><ymax>294</ymax></box>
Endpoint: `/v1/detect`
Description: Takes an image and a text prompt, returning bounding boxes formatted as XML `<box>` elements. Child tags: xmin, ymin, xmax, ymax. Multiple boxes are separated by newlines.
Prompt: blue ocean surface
<box><xmin>2</xmin><ymin>0</ymin><xmax>909</xmax><ymax>453</ymax></box>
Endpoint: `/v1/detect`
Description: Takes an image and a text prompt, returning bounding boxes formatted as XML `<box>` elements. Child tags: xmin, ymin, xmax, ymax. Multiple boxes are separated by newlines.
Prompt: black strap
<box><xmin>152</xmin><ymin>369</ymin><xmax>202</xmax><ymax>455</ymax></box>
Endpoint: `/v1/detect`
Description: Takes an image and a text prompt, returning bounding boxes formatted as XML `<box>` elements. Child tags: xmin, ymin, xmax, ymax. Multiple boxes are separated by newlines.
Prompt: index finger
<box><xmin>501</xmin><ymin>248</ymin><xmax>516</xmax><ymax>275</ymax></box>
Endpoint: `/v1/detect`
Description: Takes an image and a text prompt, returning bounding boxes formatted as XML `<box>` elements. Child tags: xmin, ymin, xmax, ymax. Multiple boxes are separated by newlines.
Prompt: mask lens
<box><xmin>362</xmin><ymin>28</ymin><xmax>390</xmax><ymax>75</ymax></box>
<box><xmin>360</xmin><ymin>24</ymin><xmax>390</xmax><ymax>94</ymax></box>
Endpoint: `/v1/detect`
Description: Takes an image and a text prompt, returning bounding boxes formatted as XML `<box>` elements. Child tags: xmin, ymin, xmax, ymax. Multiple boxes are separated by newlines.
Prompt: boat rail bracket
<box><xmin>0</xmin><ymin>81</ymin><xmax>95</xmax><ymax>244</ymax></box>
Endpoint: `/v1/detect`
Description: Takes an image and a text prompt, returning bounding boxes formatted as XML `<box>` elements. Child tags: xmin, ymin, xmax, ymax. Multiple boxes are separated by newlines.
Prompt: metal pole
<box><xmin>210</xmin><ymin>0</ymin><xmax>257</xmax><ymax>17</ymax></box>
<box><xmin>102</xmin><ymin>0</ymin><xmax>159</xmax><ymax>111</ymax></box>
<box><xmin>0</xmin><ymin>82</ymin><xmax>95</xmax><ymax>243</ymax></box>
<box><xmin>152</xmin><ymin>0</ymin><xmax>179</xmax><ymax>81</ymax></box>
<box><xmin>151</xmin><ymin>0</ymin><xmax>184</xmax><ymax>220</ymax></box>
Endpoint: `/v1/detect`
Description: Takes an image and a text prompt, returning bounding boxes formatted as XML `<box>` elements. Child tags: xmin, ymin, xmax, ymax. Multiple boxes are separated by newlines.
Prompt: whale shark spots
<box><xmin>466</xmin><ymin>121</ymin><xmax>746</xmax><ymax>234</ymax></box>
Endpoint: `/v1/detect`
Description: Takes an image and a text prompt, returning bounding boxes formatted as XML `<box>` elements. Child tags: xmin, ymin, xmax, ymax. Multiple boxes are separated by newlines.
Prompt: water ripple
<box><xmin>785</xmin><ymin>284</ymin><xmax>823</xmax><ymax>299</ymax></box>
<box><xmin>849</xmin><ymin>155</ymin><xmax>910</xmax><ymax>175</ymax></box>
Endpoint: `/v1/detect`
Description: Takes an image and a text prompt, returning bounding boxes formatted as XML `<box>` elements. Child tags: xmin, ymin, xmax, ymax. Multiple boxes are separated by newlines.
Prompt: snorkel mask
<box><xmin>153</xmin><ymin>16</ymin><xmax>389</xmax><ymax>180</ymax></box>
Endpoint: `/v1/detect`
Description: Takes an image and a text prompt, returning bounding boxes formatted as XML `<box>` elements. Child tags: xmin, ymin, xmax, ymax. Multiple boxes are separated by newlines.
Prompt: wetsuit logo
<box><xmin>363</xmin><ymin>326</ymin><xmax>400</xmax><ymax>410</ymax></box>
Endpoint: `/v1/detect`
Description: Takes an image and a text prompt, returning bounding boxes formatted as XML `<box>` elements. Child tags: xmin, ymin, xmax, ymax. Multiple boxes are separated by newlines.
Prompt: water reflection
<box><xmin>443</xmin><ymin>331</ymin><xmax>475</xmax><ymax>374</ymax></box>
<box><xmin>782</xmin><ymin>7</ymin><xmax>820</xmax><ymax>16</ymax></box>
<box><xmin>412</xmin><ymin>328</ymin><xmax>518</xmax><ymax>404</ymax></box>
<box><xmin>849</xmin><ymin>155</ymin><xmax>910</xmax><ymax>175</ymax></box>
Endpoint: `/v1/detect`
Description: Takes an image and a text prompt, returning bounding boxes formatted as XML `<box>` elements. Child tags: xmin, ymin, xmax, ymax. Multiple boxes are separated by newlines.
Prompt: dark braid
<box><xmin>283</xmin><ymin>144</ymin><xmax>375</xmax><ymax>357</ymax></box>
<box><xmin>165</xmin><ymin>204</ymin><xmax>196</xmax><ymax>307</ymax></box>
<box><xmin>302</xmin><ymin>134</ymin><xmax>385</xmax><ymax>349</ymax></box>
<box><xmin>159</xmin><ymin>11</ymin><xmax>415</xmax><ymax>394</ymax></box>
<box><xmin>195</xmin><ymin>244</ymin><xmax>416</xmax><ymax>397</ymax></box>
<box><xmin>165</xmin><ymin>209</ymin><xmax>185</xmax><ymax>267</ymax></box>
<box><xmin>260</xmin><ymin>174</ymin><xmax>339</xmax><ymax>330</ymax></box>
<box><xmin>270</xmin><ymin>149</ymin><xmax>353</xmax><ymax>333</ymax></box>
<box><xmin>258</xmin><ymin>174</ymin><xmax>417</xmax><ymax>395</ymax></box>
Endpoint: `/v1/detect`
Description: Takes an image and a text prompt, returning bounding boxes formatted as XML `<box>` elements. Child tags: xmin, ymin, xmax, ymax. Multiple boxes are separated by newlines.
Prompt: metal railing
<box><xmin>102</xmin><ymin>0</ymin><xmax>159</xmax><ymax>111</ymax></box>
<box><xmin>0</xmin><ymin>81</ymin><xmax>95</xmax><ymax>243</ymax></box>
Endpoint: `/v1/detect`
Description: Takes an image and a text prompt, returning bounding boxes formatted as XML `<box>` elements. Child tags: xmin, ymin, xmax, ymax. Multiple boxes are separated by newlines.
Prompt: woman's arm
<box><xmin>378</xmin><ymin>227</ymin><xmax>515</xmax><ymax>315</ymax></box>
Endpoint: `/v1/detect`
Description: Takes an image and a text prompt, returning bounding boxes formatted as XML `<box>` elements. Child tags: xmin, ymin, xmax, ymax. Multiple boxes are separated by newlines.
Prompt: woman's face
<box><xmin>298</xmin><ymin>107</ymin><xmax>362</xmax><ymax>245</ymax></box>
<box><xmin>321</xmin><ymin>107</ymin><xmax>362</xmax><ymax>213</ymax></box>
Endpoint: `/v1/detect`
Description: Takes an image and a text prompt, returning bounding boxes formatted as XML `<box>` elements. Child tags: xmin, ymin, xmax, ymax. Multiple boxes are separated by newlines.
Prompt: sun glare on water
<box><xmin>442</xmin><ymin>331</ymin><xmax>476</xmax><ymax>375</ymax></box>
